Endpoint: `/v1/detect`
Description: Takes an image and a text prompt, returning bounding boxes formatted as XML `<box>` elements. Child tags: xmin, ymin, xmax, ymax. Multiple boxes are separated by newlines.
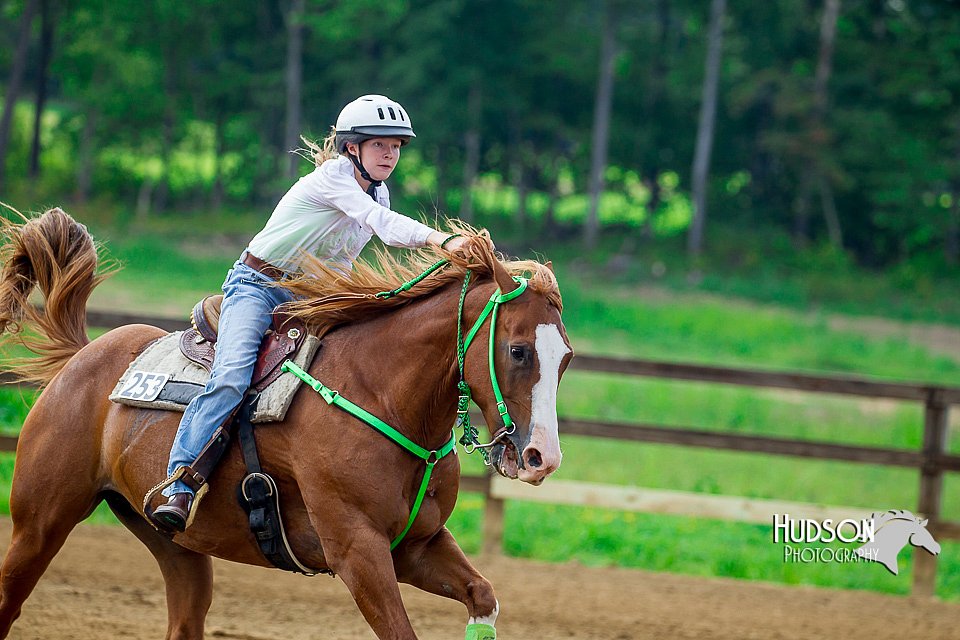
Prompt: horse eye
<box><xmin>510</xmin><ymin>346</ymin><xmax>527</xmax><ymax>362</ymax></box>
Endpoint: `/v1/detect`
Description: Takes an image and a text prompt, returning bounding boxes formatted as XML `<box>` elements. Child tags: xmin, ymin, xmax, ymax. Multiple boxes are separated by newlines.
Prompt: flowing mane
<box><xmin>281</xmin><ymin>223</ymin><xmax>562</xmax><ymax>338</ymax></box>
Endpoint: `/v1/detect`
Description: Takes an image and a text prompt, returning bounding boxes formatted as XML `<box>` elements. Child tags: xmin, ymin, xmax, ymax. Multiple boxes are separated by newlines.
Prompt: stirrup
<box><xmin>143</xmin><ymin>467</ymin><xmax>210</xmax><ymax>532</ymax></box>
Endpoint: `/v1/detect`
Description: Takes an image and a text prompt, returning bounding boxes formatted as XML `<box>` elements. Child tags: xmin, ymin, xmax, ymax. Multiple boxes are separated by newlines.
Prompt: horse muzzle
<box><xmin>490</xmin><ymin>424</ymin><xmax>562</xmax><ymax>485</ymax></box>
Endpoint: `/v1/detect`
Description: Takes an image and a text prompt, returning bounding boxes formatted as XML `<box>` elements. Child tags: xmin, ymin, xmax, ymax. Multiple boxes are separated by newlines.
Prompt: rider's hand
<box><xmin>442</xmin><ymin>235</ymin><xmax>467</xmax><ymax>251</ymax></box>
<box><xmin>428</xmin><ymin>232</ymin><xmax>467</xmax><ymax>252</ymax></box>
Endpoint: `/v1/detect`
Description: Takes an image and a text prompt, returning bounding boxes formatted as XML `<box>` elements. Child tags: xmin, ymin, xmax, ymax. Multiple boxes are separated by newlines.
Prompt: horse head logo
<box><xmin>855</xmin><ymin>510</ymin><xmax>940</xmax><ymax>575</ymax></box>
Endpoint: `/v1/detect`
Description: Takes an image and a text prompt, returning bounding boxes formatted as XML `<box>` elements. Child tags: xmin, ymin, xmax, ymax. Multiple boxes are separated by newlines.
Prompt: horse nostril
<box><xmin>525</xmin><ymin>448</ymin><xmax>543</xmax><ymax>468</ymax></box>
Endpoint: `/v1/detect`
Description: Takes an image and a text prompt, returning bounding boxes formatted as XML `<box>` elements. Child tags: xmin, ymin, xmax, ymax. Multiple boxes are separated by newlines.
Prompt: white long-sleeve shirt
<box><xmin>247</xmin><ymin>155</ymin><xmax>434</xmax><ymax>272</ymax></box>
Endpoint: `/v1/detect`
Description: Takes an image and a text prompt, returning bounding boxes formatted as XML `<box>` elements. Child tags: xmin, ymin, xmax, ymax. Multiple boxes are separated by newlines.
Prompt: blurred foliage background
<box><xmin>1</xmin><ymin>0</ymin><xmax>960</xmax><ymax>283</ymax></box>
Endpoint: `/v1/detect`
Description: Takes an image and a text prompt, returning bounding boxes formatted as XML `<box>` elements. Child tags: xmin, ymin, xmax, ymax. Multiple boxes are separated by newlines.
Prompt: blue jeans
<box><xmin>163</xmin><ymin>254</ymin><xmax>297</xmax><ymax>496</ymax></box>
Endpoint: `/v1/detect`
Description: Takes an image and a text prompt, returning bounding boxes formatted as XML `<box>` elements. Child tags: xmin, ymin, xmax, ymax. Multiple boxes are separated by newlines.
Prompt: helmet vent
<box><xmin>335</xmin><ymin>95</ymin><xmax>415</xmax><ymax>138</ymax></box>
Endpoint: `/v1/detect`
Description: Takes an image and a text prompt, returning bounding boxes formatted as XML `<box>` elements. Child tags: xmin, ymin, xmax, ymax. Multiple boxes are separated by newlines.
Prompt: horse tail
<box><xmin>0</xmin><ymin>207</ymin><xmax>114</xmax><ymax>386</ymax></box>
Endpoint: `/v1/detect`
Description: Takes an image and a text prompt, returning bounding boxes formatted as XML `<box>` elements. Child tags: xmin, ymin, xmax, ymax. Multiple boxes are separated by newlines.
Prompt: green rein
<box><xmin>281</xmin><ymin>262</ymin><xmax>528</xmax><ymax>550</ymax></box>
<box><xmin>280</xmin><ymin>360</ymin><xmax>455</xmax><ymax>550</ymax></box>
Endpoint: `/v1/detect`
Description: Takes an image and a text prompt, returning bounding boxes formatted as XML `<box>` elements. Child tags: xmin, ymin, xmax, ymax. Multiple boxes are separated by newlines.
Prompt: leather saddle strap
<box><xmin>180</xmin><ymin>329</ymin><xmax>215</xmax><ymax>373</ymax></box>
<box><xmin>181</xmin><ymin>426</ymin><xmax>231</xmax><ymax>491</ymax></box>
<box><xmin>235</xmin><ymin>395</ymin><xmax>316</xmax><ymax>575</ymax></box>
<box><xmin>251</xmin><ymin>312</ymin><xmax>307</xmax><ymax>391</ymax></box>
<box><xmin>179</xmin><ymin>400</ymin><xmax>245</xmax><ymax>492</ymax></box>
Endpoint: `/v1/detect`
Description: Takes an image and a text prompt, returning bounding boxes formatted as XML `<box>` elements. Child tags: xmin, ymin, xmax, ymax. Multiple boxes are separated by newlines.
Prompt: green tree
<box><xmin>0</xmin><ymin>0</ymin><xmax>39</xmax><ymax>192</ymax></box>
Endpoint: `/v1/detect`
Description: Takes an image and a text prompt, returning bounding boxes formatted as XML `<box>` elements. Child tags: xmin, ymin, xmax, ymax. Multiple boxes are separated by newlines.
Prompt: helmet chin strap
<box><xmin>347</xmin><ymin>150</ymin><xmax>382</xmax><ymax>199</ymax></box>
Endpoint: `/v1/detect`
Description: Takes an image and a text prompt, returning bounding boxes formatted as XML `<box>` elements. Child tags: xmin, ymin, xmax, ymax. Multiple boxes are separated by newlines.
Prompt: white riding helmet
<box><xmin>335</xmin><ymin>94</ymin><xmax>416</xmax><ymax>142</ymax></box>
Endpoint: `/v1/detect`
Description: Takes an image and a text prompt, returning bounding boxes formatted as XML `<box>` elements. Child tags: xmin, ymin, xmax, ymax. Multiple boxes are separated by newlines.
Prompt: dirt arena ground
<box><xmin>2</xmin><ymin>518</ymin><xmax>958</xmax><ymax>640</ymax></box>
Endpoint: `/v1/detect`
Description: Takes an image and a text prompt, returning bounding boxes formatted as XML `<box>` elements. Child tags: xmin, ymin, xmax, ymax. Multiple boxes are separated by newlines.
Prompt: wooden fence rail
<box><xmin>1</xmin><ymin>310</ymin><xmax>956</xmax><ymax>597</ymax></box>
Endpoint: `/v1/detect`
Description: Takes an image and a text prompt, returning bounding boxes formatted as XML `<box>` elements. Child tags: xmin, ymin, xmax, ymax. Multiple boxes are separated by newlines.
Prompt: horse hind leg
<box><xmin>0</xmin><ymin>467</ymin><xmax>103</xmax><ymax>638</ymax></box>
<box><xmin>104</xmin><ymin>493</ymin><xmax>212</xmax><ymax>640</ymax></box>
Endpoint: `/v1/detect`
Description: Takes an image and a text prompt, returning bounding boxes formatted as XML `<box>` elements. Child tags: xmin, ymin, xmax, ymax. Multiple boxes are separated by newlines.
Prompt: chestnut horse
<box><xmin>0</xmin><ymin>209</ymin><xmax>572</xmax><ymax>640</ymax></box>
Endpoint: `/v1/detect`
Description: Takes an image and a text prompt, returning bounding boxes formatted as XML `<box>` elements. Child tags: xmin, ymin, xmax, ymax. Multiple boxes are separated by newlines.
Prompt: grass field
<box><xmin>1</xmin><ymin>211</ymin><xmax>958</xmax><ymax>599</ymax></box>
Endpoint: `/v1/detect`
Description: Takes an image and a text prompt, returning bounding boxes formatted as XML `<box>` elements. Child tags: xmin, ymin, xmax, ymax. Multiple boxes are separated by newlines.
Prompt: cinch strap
<box><xmin>280</xmin><ymin>360</ymin><xmax>456</xmax><ymax>550</ymax></box>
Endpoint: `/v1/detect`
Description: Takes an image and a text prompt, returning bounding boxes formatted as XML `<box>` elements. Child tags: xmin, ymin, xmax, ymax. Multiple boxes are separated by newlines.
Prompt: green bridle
<box><xmin>281</xmin><ymin>262</ymin><xmax>529</xmax><ymax>549</ymax></box>
<box><xmin>454</xmin><ymin>270</ymin><xmax>529</xmax><ymax>458</ymax></box>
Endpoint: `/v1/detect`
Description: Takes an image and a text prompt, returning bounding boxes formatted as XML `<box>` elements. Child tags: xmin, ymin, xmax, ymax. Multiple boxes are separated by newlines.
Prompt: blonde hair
<box><xmin>296</xmin><ymin>128</ymin><xmax>339</xmax><ymax>168</ymax></box>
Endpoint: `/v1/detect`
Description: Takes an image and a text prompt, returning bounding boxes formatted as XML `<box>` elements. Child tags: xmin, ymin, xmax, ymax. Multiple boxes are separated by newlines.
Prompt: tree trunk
<box><xmin>510</xmin><ymin>122</ymin><xmax>529</xmax><ymax>234</ymax></box>
<box><xmin>948</xmin><ymin>122</ymin><xmax>960</xmax><ymax>266</ymax></box>
<box><xmin>688</xmin><ymin>0</ymin><xmax>726</xmax><ymax>259</ymax></box>
<box><xmin>459</xmin><ymin>84</ymin><xmax>482</xmax><ymax>223</ymax></box>
<box><xmin>153</xmin><ymin>53</ymin><xmax>177</xmax><ymax>213</ymax></box>
<box><xmin>792</xmin><ymin>174</ymin><xmax>812</xmax><ymax>246</ymax></box>
<box><xmin>0</xmin><ymin>0</ymin><xmax>40</xmax><ymax>191</ymax></box>
<box><xmin>284</xmin><ymin>0</ymin><xmax>305</xmax><ymax>180</ymax></box>
<box><xmin>584</xmin><ymin>0</ymin><xmax>617</xmax><ymax>250</ymax></box>
<box><xmin>814</xmin><ymin>0</ymin><xmax>842</xmax><ymax>248</ymax></box>
<box><xmin>813</xmin><ymin>0</ymin><xmax>839</xmax><ymax>120</ymax></box>
<box><xmin>640</xmin><ymin>174</ymin><xmax>662</xmax><ymax>241</ymax></box>
<box><xmin>948</xmin><ymin>195</ymin><xmax>960</xmax><ymax>267</ymax></box>
<box><xmin>29</xmin><ymin>0</ymin><xmax>54</xmax><ymax>179</ymax></box>
<box><xmin>74</xmin><ymin>106</ymin><xmax>98</xmax><ymax>203</ymax></box>
<box><xmin>136</xmin><ymin>179</ymin><xmax>154</xmax><ymax>222</ymax></box>
<box><xmin>795</xmin><ymin>0</ymin><xmax>841</xmax><ymax>248</ymax></box>
<box><xmin>640</xmin><ymin>0</ymin><xmax>670</xmax><ymax>243</ymax></box>
<box><xmin>542</xmin><ymin>155</ymin><xmax>562</xmax><ymax>240</ymax></box>
<box><xmin>433</xmin><ymin>143</ymin><xmax>448</xmax><ymax>214</ymax></box>
<box><xmin>211</xmin><ymin>112</ymin><xmax>226</xmax><ymax>212</ymax></box>
<box><xmin>513</xmin><ymin>153</ymin><xmax>529</xmax><ymax>236</ymax></box>
<box><xmin>818</xmin><ymin>174</ymin><xmax>842</xmax><ymax>247</ymax></box>
<box><xmin>645</xmin><ymin>0</ymin><xmax>670</xmax><ymax>119</ymax></box>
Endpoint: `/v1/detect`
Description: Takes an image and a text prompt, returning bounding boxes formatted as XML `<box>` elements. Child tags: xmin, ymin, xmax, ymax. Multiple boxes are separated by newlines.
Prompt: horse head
<box><xmin>857</xmin><ymin>510</ymin><xmax>941</xmax><ymax>575</ymax></box>
<box><xmin>909</xmin><ymin>518</ymin><xmax>941</xmax><ymax>557</ymax></box>
<box><xmin>464</xmin><ymin>255</ymin><xmax>573</xmax><ymax>485</ymax></box>
<box><xmin>280</xmin><ymin>227</ymin><xmax>573</xmax><ymax>486</ymax></box>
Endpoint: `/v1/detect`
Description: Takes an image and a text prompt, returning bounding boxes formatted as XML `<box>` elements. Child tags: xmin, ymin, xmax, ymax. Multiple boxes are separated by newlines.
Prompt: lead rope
<box><xmin>375</xmin><ymin>258</ymin><xmax>450</xmax><ymax>299</ymax></box>
<box><xmin>454</xmin><ymin>269</ymin><xmax>486</xmax><ymax>461</ymax></box>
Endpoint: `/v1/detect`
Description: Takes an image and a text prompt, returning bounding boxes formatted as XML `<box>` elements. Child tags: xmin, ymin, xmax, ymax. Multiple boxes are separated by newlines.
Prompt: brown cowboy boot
<box><xmin>146</xmin><ymin>423</ymin><xmax>234</xmax><ymax>533</ymax></box>
<box><xmin>151</xmin><ymin>492</ymin><xmax>194</xmax><ymax>533</ymax></box>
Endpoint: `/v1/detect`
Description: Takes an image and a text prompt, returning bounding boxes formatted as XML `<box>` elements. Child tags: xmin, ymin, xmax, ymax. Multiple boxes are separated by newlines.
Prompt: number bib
<box><xmin>116</xmin><ymin>371</ymin><xmax>169</xmax><ymax>402</ymax></box>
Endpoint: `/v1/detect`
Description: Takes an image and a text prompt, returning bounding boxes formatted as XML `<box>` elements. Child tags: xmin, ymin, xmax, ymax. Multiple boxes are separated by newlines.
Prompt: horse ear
<box><xmin>492</xmin><ymin>257</ymin><xmax>520</xmax><ymax>294</ymax></box>
<box><xmin>920</xmin><ymin>518</ymin><xmax>929</xmax><ymax>527</ymax></box>
<box><xmin>545</xmin><ymin>260</ymin><xmax>554</xmax><ymax>274</ymax></box>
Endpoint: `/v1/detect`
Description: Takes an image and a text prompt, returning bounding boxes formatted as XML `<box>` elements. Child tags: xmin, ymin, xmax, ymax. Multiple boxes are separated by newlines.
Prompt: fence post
<box><xmin>482</xmin><ymin>474</ymin><xmax>504</xmax><ymax>556</ymax></box>
<box><xmin>913</xmin><ymin>389</ymin><xmax>948</xmax><ymax>597</ymax></box>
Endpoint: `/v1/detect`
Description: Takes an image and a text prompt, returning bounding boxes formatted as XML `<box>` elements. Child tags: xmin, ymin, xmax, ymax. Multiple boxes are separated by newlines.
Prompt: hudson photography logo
<box><xmin>773</xmin><ymin>509</ymin><xmax>941</xmax><ymax>575</ymax></box>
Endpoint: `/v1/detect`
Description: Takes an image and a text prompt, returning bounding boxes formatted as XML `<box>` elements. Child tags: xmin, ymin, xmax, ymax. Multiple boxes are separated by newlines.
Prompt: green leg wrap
<box><xmin>465</xmin><ymin>623</ymin><xmax>496</xmax><ymax>640</ymax></box>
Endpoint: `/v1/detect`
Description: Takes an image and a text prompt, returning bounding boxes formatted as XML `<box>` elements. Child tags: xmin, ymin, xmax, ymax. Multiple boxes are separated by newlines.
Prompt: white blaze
<box><xmin>530</xmin><ymin>323</ymin><xmax>570</xmax><ymax>450</ymax></box>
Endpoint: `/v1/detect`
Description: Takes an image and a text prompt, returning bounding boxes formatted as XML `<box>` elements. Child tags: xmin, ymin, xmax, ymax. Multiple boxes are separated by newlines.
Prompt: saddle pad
<box><xmin>109</xmin><ymin>331</ymin><xmax>320</xmax><ymax>423</ymax></box>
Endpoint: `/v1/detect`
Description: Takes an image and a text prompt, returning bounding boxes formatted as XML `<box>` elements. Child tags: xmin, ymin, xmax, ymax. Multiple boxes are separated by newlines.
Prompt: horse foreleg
<box><xmin>105</xmin><ymin>494</ymin><xmax>212</xmax><ymax>640</ymax></box>
<box><xmin>394</xmin><ymin>527</ymin><xmax>499</xmax><ymax>639</ymax></box>
<box><xmin>324</xmin><ymin>529</ymin><xmax>419</xmax><ymax>640</ymax></box>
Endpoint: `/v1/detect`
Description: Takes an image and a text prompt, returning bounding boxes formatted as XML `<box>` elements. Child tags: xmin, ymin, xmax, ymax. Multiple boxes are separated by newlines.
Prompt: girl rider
<box><xmin>150</xmin><ymin>94</ymin><xmax>466</xmax><ymax>532</ymax></box>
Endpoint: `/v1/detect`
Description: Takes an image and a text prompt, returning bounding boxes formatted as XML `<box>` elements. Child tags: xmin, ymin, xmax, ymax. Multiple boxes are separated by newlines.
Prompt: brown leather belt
<box><xmin>242</xmin><ymin>252</ymin><xmax>289</xmax><ymax>281</ymax></box>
